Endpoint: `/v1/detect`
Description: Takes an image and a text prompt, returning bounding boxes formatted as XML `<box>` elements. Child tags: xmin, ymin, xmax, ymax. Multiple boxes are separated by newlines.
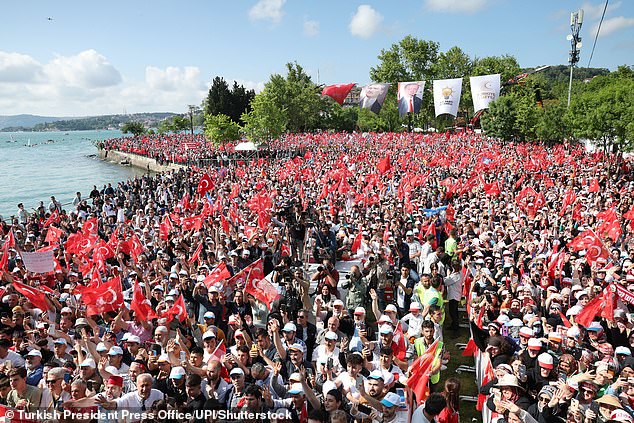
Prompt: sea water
<box><xmin>0</xmin><ymin>130</ymin><xmax>151</xmax><ymax>220</ymax></box>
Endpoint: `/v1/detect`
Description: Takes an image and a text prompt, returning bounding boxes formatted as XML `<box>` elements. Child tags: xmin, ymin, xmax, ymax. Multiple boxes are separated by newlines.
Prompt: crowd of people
<box><xmin>1</xmin><ymin>131</ymin><xmax>634</xmax><ymax>423</ymax></box>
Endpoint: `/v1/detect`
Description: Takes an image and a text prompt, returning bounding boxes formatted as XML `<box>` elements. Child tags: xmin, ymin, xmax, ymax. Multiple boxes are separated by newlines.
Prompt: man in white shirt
<box><xmin>444</xmin><ymin>261</ymin><xmax>464</xmax><ymax>332</ymax></box>
<box><xmin>97</xmin><ymin>373</ymin><xmax>164</xmax><ymax>423</ymax></box>
<box><xmin>0</xmin><ymin>339</ymin><xmax>25</xmax><ymax>368</ymax></box>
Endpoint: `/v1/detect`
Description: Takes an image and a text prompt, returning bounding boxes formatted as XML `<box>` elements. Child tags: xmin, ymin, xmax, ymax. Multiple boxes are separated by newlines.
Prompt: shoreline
<box><xmin>97</xmin><ymin>148</ymin><xmax>185</xmax><ymax>173</ymax></box>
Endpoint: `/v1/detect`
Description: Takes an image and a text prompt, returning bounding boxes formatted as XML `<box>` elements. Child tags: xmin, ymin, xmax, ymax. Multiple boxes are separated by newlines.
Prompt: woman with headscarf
<box><xmin>486</xmin><ymin>374</ymin><xmax>532</xmax><ymax>414</ymax></box>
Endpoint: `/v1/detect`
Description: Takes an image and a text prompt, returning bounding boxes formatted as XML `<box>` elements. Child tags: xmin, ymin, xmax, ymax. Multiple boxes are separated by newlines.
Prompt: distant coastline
<box><xmin>0</xmin><ymin>112</ymin><xmax>177</xmax><ymax>132</ymax></box>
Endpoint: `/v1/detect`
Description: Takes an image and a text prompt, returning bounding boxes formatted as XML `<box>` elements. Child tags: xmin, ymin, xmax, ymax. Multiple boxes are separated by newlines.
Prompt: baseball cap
<box><xmin>528</xmin><ymin>338</ymin><xmax>542</xmax><ymax>351</ymax></box>
<box><xmin>385</xmin><ymin>304</ymin><xmax>398</xmax><ymax>313</ymax></box>
<box><xmin>169</xmin><ymin>366</ymin><xmax>186</xmax><ymax>379</ymax></box>
<box><xmin>409</xmin><ymin>302</ymin><xmax>422</xmax><ymax>311</ymax></box>
<box><xmin>288</xmin><ymin>343</ymin><xmax>304</xmax><ymax>352</ymax></box>
<box><xmin>538</xmin><ymin>353</ymin><xmax>554</xmax><ymax>369</ymax></box>
<box><xmin>324</xmin><ymin>331</ymin><xmax>338</xmax><ymax>341</ymax></box>
<box><xmin>283</xmin><ymin>323</ymin><xmax>297</xmax><ymax>332</ymax></box>
<box><xmin>108</xmin><ymin>346</ymin><xmax>124</xmax><ymax>356</ymax></box>
<box><xmin>288</xmin><ymin>383</ymin><xmax>304</xmax><ymax>395</ymax></box>
<box><xmin>380</xmin><ymin>392</ymin><xmax>401</xmax><ymax>408</ymax></box>
<box><xmin>354</xmin><ymin>307</ymin><xmax>366</xmax><ymax>315</ymax></box>
<box><xmin>96</xmin><ymin>342</ymin><xmax>108</xmax><ymax>352</ymax></box>
<box><xmin>126</xmin><ymin>335</ymin><xmax>141</xmax><ymax>344</ymax></box>
<box><xmin>54</xmin><ymin>339</ymin><xmax>67</xmax><ymax>345</ymax></box>
<box><xmin>230</xmin><ymin>367</ymin><xmax>244</xmax><ymax>377</ymax></box>
<box><xmin>202</xmin><ymin>330</ymin><xmax>216</xmax><ymax>340</ymax></box>
<box><xmin>203</xmin><ymin>311</ymin><xmax>215</xmax><ymax>319</ymax></box>
<box><xmin>333</xmin><ymin>300</ymin><xmax>344</xmax><ymax>307</ymax></box>
<box><xmin>80</xmin><ymin>358</ymin><xmax>96</xmax><ymax>368</ymax></box>
<box><xmin>368</xmin><ymin>370</ymin><xmax>384</xmax><ymax>381</ymax></box>
<box><xmin>26</xmin><ymin>350</ymin><xmax>42</xmax><ymax>358</ymax></box>
<box><xmin>379</xmin><ymin>325</ymin><xmax>394</xmax><ymax>335</ymax></box>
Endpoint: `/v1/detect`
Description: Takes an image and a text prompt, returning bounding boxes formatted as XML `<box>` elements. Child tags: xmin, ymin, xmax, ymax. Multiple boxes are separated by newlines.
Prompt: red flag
<box><xmin>281</xmin><ymin>243</ymin><xmax>291</xmax><ymax>257</ymax></box>
<box><xmin>220</xmin><ymin>214</ymin><xmax>230</xmax><ymax>234</ymax></box>
<box><xmin>589</xmin><ymin>178</ymin><xmax>599</xmax><ymax>193</ymax></box>
<box><xmin>159</xmin><ymin>215</ymin><xmax>173</xmax><ymax>241</ymax></box>
<box><xmin>13</xmin><ymin>281</ymin><xmax>49</xmax><ymax>311</ymax></box>
<box><xmin>462</xmin><ymin>338</ymin><xmax>478</xmax><ymax>357</ymax></box>
<box><xmin>406</xmin><ymin>338</ymin><xmax>440</xmax><ymax>404</ymax></box>
<box><xmin>392</xmin><ymin>322</ymin><xmax>407</xmax><ymax>361</ymax></box>
<box><xmin>377</xmin><ymin>154</ymin><xmax>391</xmax><ymax>174</ymax></box>
<box><xmin>160</xmin><ymin>295</ymin><xmax>188</xmax><ymax>323</ymax></box>
<box><xmin>322</xmin><ymin>83</ymin><xmax>355</xmax><ymax>105</ymax></box>
<box><xmin>45</xmin><ymin>226</ymin><xmax>63</xmax><ymax>245</ymax></box>
<box><xmin>130</xmin><ymin>280</ymin><xmax>158</xmax><ymax>321</ymax></box>
<box><xmin>197</xmin><ymin>173</ymin><xmax>214</xmax><ymax>196</ymax></box>
<box><xmin>350</xmin><ymin>228</ymin><xmax>363</xmax><ymax>254</ymax></box>
<box><xmin>243</xmin><ymin>259</ymin><xmax>280</xmax><ymax>309</ymax></box>
<box><xmin>82</xmin><ymin>276</ymin><xmax>124</xmax><ymax>316</ymax></box>
<box><xmin>82</xmin><ymin>217</ymin><xmax>99</xmax><ymax>239</ymax></box>
<box><xmin>559</xmin><ymin>189</ymin><xmax>576</xmax><ymax>217</ymax></box>
<box><xmin>483</xmin><ymin>181</ymin><xmax>501</xmax><ymax>196</ymax></box>
<box><xmin>558</xmin><ymin>310</ymin><xmax>572</xmax><ymax>328</ymax></box>
<box><xmin>624</xmin><ymin>206</ymin><xmax>634</xmax><ymax>220</ymax></box>
<box><xmin>203</xmin><ymin>262</ymin><xmax>231</xmax><ymax>289</ymax></box>
<box><xmin>4</xmin><ymin>230</ymin><xmax>15</xmax><ymax>249</ymax></box>
<box><xmin>576</xmin><ymin>288</ymin><xmax>615</xmax><ymax>327</ymax></box>
<box><xmin>43</xmin><ymin>210</ymin><xmax>60</xmax><ymax>228</ymax></box>
<box><xmin>189</xmin><ymin>243</ymin><xmax>203</xmax><ymax>264</ymax></box>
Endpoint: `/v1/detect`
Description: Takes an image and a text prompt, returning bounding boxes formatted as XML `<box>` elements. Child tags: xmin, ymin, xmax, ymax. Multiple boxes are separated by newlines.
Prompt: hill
<box><xmin>0</xmin><ymin>112</ymin><xmax>178</xmax><ymax>132</ymax></box>
<box><xmin>0</xmin><ymin>114</ymin><xmax>68</xmax><ymax>130</ymax></box>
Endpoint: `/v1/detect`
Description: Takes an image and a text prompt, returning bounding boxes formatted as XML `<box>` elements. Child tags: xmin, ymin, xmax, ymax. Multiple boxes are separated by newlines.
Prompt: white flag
<box><xmin>433</xmin><ymin>78</ymin><xmax>462</xmax><ymax>117</ymax></box>
<box><xmin>470</xmin><ymin>74</ymin><xmax>501</xmax><ymax>112</ymax></box>
<box><xmin>20</xmin><ymin>250</ymin><xmax>55</xmax><ymax>273</ymax></box>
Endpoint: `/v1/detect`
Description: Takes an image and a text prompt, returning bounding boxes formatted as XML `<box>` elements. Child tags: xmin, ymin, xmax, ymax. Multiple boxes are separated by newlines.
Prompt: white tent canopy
<box><xmin>234</xmin><ymin>141</ymin><xmax>258</xmax><ymax>151</ymax></box>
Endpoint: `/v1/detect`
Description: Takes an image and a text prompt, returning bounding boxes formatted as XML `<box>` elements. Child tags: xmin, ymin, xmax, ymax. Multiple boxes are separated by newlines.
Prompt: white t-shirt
<box><xmin>115</xmin><ymin>389</ymin><xmax>164</xmax><ymax>423</ymax></box>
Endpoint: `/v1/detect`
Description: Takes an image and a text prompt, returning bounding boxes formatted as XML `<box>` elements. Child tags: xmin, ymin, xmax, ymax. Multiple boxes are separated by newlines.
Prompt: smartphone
<box><xmin>306</xmin><ymin>368</ymin><xmax>314</xmax><ymax>379</ymax></box>
<box><xmin>63</xmin><ymin>373</ymin><xmax>71</xmax><ymax>383</ymax></box>
<box><xmin>396</xmin><ymin>388</ymin><xmax>406</xmax><ymax>409</ymax></box>
<box><xmin>148</xmin><ymin>343</ymin><xmax>161</xmax><ymax>357</ymax></box>
<box><xmin>327</xmin><ymin>358</ymin><xmax>333</xmax><ymax>370</ymax></box>
<box><xmin>357</xmin><ymin>404</ymin><xmax>372</xmax><ymax>415</ymax></box>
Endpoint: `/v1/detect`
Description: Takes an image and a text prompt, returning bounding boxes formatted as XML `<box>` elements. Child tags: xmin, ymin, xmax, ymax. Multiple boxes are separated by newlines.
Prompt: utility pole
<box><xmin>567</xmin><ymin>9</ymin><xmax>584</xmax><ymax>108</ymax></box>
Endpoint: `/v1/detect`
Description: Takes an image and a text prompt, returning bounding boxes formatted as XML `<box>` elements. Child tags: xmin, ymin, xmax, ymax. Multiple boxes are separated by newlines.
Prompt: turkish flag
<box><xmin>589</xmin><ymin>178</ymin><xmax>599</xmax><ymax>193</ymax></box>
<box><xmin>82</xmin><ymin>276</ymin><xmax>124</xmax><ymax>316</ymax></box>
<box><xmin>13</xmin><ymin>281</ymin><xmax>49</xmax><ymax>311</ymax></box>
<box><xmin>197</xmin><ymin>173</ymin><xmax>214</xmax><ymax>196</ymax></box>
<box><xmin>82</xmin><ymin>217</ymin><xmax>99</xmax><ymax>239</ymax></box>
<box><xmin>122</xmin><ymin>234</ymin><xmax>144</xmax><ymax>261</ymax></box>
<box><xmin>462</xmin><ymin>339</ymin><xmax>478</xmax><ymax>357</ymax></box>
<box><xmin>160</xmin><ymin>295</ymin><xmax>188</xmax><ymax>323</ymax></box>
<box><xmin>406</xmin><ymin>338</ymin><xmax>440</xmax><ymax>405</ymax></box>
<box><xmin>220</xmin><ymin>214</ymin><xmax>230</xmax><ymax>234</ymax></box>
<box><xmin>377</xmin><ymin>154</ymin><xmax>391</xmax><ymax>174</ymax></box>
<box><xmin>44</xmin><ymin>226</ymin><xmax>64</xmax><ymax>245</ymax></box>
<box><xmin>203</xmin><ymin>262</ymin><xmax>232</xmax><ymax>289</ymax></box>
<box><xmin>392</xmin><ymin>322</ymin><xmax>407</xmax><ymax>361</ymax></box>
<box><xmin>159</xmin><ymin>215</ymin><xmax>173</xmax><ymax>241</ymax></box>
<box><xmin>3</xmin><ymin>230</ymin><xmax>15</xmax><ymax>249</ymax></box>
<box><xmin>322</xmin><ymin>83</ymin><xmax>355</xmax><ymax>105</ymax></box>
<box><xmin>243</xmin><ymin>259</ymin><xmax>280</xmax><ymax>309</ymax></box>
<box><xmin>568</xmin><ymin>229</ymin><xmax>609</xmax><ymax>265</ymax></box>
<box><xmin>65</xmin><ymin>232</ymin><xmax>93</xmax><ymax>255</ymax></box>
<box><xmin>188</xmin><ymin>243</ymin><xmax>203</xmax><ymax>264</ymax></box>
<box><xmin>130</xmin><ymin>280</ymin><xmax>158</xmax><ymax>321</ymax></box>
<box><xmin>576</xmin><ymin>288</ymin><xmax>615</xmax><ymax>327</ymax></box>
<box><xmin>483</xmin><ymin>181</ymin><xmax>501</xmax><ymax>196</ymax></box>
<box><xmin>43</xmin><ymin>210</ymin><xmax>60</xmax><ymax>228</ymax></box>
<box><xmin>624</xmin><ymin>206</ymin><xmax>634</xmax><ymax>220</ymax></box>
<box><xmin>559</xmin><ymin>189</ymin><xmax>576</xmax><ymax>217</ymax></box>
<box><xmin>350</xmin><ymin>228</ymin><xmax>363</xmax><ymax>254</ymax></box>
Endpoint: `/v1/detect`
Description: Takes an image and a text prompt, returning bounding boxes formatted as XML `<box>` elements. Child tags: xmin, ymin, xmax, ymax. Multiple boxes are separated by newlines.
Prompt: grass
<box><xmin>439</xmin><ymin>319</ymin><xmax>482</xmax><ymax>422</ymax></box>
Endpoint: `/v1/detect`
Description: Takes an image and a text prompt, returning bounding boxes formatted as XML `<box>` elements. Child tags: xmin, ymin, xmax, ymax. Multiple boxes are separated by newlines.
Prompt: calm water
<box><xmin>0</xmin><ymin>130</ymin><xmax>150</xmax><ymax>220</ymax></box>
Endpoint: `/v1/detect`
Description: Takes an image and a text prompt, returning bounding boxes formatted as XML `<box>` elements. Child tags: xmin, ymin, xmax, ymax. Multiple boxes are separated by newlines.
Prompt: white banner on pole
<box><xmin>20</xmin><ymin>250</ymin><xmax>55</xmax><ymax>273</ymax></box>
<box><xmin>433</xmin><ymin>78</ymin><xmax>462</xmax><ymax>117</ymax></box>
<box><xmin>470</xmin><ymin>74</ymin><xmax>501</xmax><ymax>112</ymax></box>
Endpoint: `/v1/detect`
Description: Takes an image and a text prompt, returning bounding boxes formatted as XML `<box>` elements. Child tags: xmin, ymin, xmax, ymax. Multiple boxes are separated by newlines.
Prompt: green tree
<box><xmin>570</xmin><ymin>73</ymin><xmax>634</xmax><ymax>152</ymax></box>
<box><xmin>481</xmin><ymin>96</ymin><xmax>517</xmax><ymax>140</ymax></box>
<box><xmin>241</xmin><ymin>93</ymin><xmax>288</xmax><ymax>144</ymax></box>
<box><xmin>204</xmin><ymin>77</ymin><xmax>255</xmax><ymax>124</ymax></box>
<box><xmin>121</xmin><ymin>121</ymin><xmax>145</xmax><ymax>136</ymax></box>
<box><xmin>172</xmin><ymin>116</ymin><xmax>190</xmax><ymax>133</ymax></box>
<box><xmin>204</xmin><ymin>114</ymin><xmax>240</xmax><ymax>146</ymax></box>
<box><xmin>370</xmin><ymin>36</ymin><xmax>439</xmax><ymax>82</ymax></box>
<box><xmin>535</xmin><ymin>104</ymin><xmax>570</xmax><ymax>143</ymax></box>
<box><xmin>320</xmin><ymin>99</ymin><xmax>358</xmax><ymax>132</ymax></box>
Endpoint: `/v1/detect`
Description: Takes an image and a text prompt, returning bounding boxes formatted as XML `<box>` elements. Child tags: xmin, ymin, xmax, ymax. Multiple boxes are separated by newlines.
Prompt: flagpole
<box><xmin>210</xmin><ymin>339</ymin><xmax>224</xmax><ymax>358</ymax></box>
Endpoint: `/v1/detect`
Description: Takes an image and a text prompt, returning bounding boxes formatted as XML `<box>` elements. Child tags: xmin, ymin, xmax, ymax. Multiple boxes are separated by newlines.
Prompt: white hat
<box><xmin>354</xmin><ymin>307</ymin><xmax>366</xmax><ymax>315</ymax></box>
<box><xmin>385</xmin><ymin>304</ymin><xmax>398</xmax><ymax>313</ymax></box>
<box><xmin>60</xmin><ymin>307</ymin><xmax>73</xmax><ymax>314</ymax></box>
<box><xmin>283</xmin><ymin>323</ymin><xmax>297</xmax><ymax>332</ymax></box>
<box><xmin>80</xmin><ymin>358</ymin><xmax>96</xmax><ymax>368</ymax></box>
<box><xmin>96</xmin><ymin>342</ymin><xmax>108</xmax><ymax>352</ymax></box>
<box><xmin>126</xmin><ymin>335</ymin><xmax>141</xmax><ymax>344</ymax></box>
<box><xmin>380</xmin><ymin>392</ymin><xmax>401</xmax><ymax>408</ymax></box>
<box><xmin>203</xmin><ymin>311</ymin><xmax>215</xmax><ymax>319</ymax></box>
<box><xmin>26</xmin><ymin>350</ymin><xmax>42</xmax><ymax>358</ymax></box>
<box><xmin>538</xmin><ymin>353</ymin><xmax>554</xmax><ymax>369</ymax></box>
<box><xmin>202</xmin><ymin>330</ymin><xmax>216</xmax><ymax>340</ymax></box>
<box><xmin>333</xmin><ymin>299</ymin><xmax>344</xmax><ymax>307</ymax></box>
<box><xmin>169</xmin><ymin>366</ymin><xmax>186</xmax><ymax>379</ymax></box>
<box><xmin>379</xmin><ymin>325</ymin><xmax>394</xmax><ymax>335</ymax></box>
<box><xmin>519</xmin><ymin>327</ymin><xmax>533</xmax><ymax>338</ymax></box>
<box><xmin>409</xmin><ymin>302</ymin><xmax>421</xmax><ymax>311</ymax></box>
<box><xmin>527</xmin><ymin>338</ymin><xmax>542</xmax><ymax>350</ymax></box>
<box><xmin>324</xmin><ymin>331</ymin><xmax>338</xmax><ymax>341</ymax></box>
<box><xmin>108</xmin><ymin>346</ymin><xmax>124</xmax><ymax>356</ymax></box>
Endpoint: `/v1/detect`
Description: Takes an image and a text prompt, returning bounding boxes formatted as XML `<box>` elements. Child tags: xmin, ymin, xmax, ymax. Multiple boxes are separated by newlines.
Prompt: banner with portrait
<box><xmin>470</xmin><ymin>74</ymin><xmax>501</xmax><ymax>112</ymax></box>
<box><xmin>433</xmin><ymin>78</ymin><xmax>462</xmax><ymax>117</ymax></box>
<box><xmin>397</xmin><ymin>81</ymin><xmax>425</xmax><ymax>117</ymax></box>
<box><xmin>359</xmin><ymin>83</ymin><xmax>390</xmax><ymax>115</ymax></box>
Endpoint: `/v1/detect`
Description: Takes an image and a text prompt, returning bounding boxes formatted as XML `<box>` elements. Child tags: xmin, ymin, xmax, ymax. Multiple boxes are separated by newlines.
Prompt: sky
<box><xmin>0</xmin><ymin>0</ymin><xmax>632</xmax><ymax>116</ymax></box>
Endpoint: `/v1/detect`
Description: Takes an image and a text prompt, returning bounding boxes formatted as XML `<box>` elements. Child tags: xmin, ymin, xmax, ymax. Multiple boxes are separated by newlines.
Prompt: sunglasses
<box><xmin>46</xmin><ymin>379</ymin><xmax>60</xmax><ymax>384</ymax></box>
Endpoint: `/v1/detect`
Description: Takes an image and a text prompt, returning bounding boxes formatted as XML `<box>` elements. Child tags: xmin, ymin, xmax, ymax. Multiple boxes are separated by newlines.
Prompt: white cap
<box><xmin>105</xmin><ymin>366</ymin><xmax>119</xmax><ymax>375</ymax></box>
<box><xmin>538</xmin><ymin>353</ymin><xmax>554</xmax><ymax>369</ymax></box>
<box><xmin>169</xmin><ymin>366</ymin><xmax>186</xmax><ymax>379</ymax></box>
<box><xmin>26</xmin><ymin>350</ymin><xmax>42</xmax><ymax>357</ymax></box>
<box><xmin>60</xmin><ymin>307</ymin><xmax>73</xmax><ymax>314</ymax></box>
<box><xmin>108</xmin><ymin>346</ymin><xmax>124</xmax><ymax>356</ymax></box>
<box><xmin>333</xmin><ymin>299</ymin><xmax>344</xmax><ymax>307</ymax></box>
<box><xmin>409</xmin><ymin>302</ymin><xmax>421</xmax><ymax>311</ymax></box>
<box><xmin>203</xmin><ymin>311</ymin><xmax>215</xmax><ymax>319</ymax></box>
<box><xmin>126</xmin><ymin>335</ymin><xmax>141</xmax><ymax>344</ymax></box>
<box><xmin>80</xmin><ymin>358</ymin><xmax>96</xmax><ymax>368</ymax></box>
<box><xmin>96</xmin><ymin>342</ymin><xmax>108</xmax><ymax>352</ymax></box>
<box><xmin>528</xmin><ymin>338</ymin><xmax>542</xmax><ymax>350</ymax></box>
<box><xmin>379</xmin><ymin>325</ymin><xmax>394</xmax><ymax>335</ymax></box>
<box><xmin>202</xmin><ymin>330</ymin><xmax>216</xmax><ymax>340</ymax></box>
<box><xmin>354</xmin><ymin>307</ymin><xmax>366</xmax><ymax>315</ymax></box>
<box><xmin>230</xmin><ymin>367</ymin><xmax>245</xmax><ymax>376</ymax></box>
<box><xmin>324</xmin><ymin>331</ymin><xmax>338</xmax><ymax>341</ymax></box>
<box><xmin>283</xmin><ymin>323</ymin><xmax>297</xmax><ymax>332</ymax></box>
<box><xmin>385</xmin><ymin>304</ymin><xmax>397</xmax><ymax>313</ymax></box>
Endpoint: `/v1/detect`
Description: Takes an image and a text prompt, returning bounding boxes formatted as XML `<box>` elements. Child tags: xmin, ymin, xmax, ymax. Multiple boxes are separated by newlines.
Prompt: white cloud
<box><xmin>349</xmin><ymin>5</ymin><xmax>384</xmax><ymax>39</ymax></box>
<box><xmin>145</xmin><ymin>66</ymin><xmax>203</xmax><ymax>92</ymax></box>
<box><xmin>0</xmin><ymin>51</ymin><xmax>42</xmax><ymax>83</ymax></box>
<box><xmin>249</xmin><ymin>0</ymin><xmax>286</xmax><ymax>23</ymax></box>
<box><xmin>581</xmin><ymin>1</ymin><xmax>621</xmax><ymax>21</ymax></box>
<box><xmin>229</xmin><ymin>79</ymin><xmax>265</xmax><ymax>93</ymax></box>
<box><xmin>425</xmin><ymin>0</ymin><xmax>488</xmax><ymax>13</ymax></box>
<box><xmin>591</xmin><ymin>15</ymin><xmax>634</xmax><ymax>37</ymax></box>
<box><xmin>45</xmin><ymin>49</ymin><xmax>121</xmax><ymax>89</ymax></box>
<box><xmin>304</xmin><ymin>19</ymin><xmax>320</xmax><ymax>37</ymax></box>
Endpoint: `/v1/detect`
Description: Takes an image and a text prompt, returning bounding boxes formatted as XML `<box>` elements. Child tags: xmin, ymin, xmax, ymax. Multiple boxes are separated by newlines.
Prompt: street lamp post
<box><xmin>567</xmin><ymin>9</ymin><xmax>584</xmax><ymax>108</ymax></box>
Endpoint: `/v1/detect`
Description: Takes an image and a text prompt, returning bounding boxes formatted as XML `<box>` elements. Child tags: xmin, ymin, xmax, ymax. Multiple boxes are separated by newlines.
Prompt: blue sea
<box><xmin>0</xmin><ymin>130</ymin><xmax>150</xmax><ymax>220</ymax></box>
